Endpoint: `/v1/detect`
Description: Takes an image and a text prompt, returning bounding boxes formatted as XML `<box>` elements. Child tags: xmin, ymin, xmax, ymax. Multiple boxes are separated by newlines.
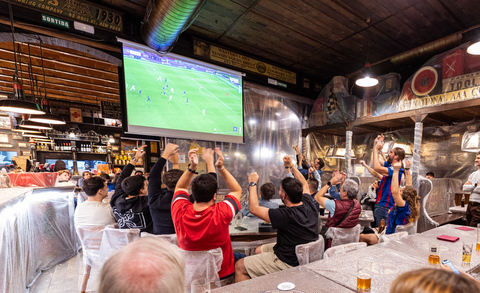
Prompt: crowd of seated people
<box><xmin>74</xmin><ymin>136</ymin><xmax>480</xmax><ymax>292</ymax></box>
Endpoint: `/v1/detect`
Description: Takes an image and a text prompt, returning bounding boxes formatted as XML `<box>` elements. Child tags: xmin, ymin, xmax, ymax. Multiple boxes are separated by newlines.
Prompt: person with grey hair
<box><xmin>315</xmin><ymin>173</ymin><xmax>361</xmax><ymax>249</ymax></box>
<box><xmin>98</xmin><ymin>237</ymin><xmax>185</xmax><ymax>293</ymax></box>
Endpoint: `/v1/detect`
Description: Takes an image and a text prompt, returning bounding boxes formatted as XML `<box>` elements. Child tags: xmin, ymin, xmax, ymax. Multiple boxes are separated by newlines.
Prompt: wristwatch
<box><xmin>131</xmin><ymin>157</ymin><xmax>138</xmax><ymax>162</ymax></box>
<box><xmin>187</xmin><ymin>164</ymin><xmax>198</xmax><ymax>174</ymax></box>
<box><xmin>249</xmin><ymin>182</ymin><xmax>257</xmax><ymax>187</ymax></box>
<box><xmin>327</xmin><ymin>181</ymin><xmax>332</xmax><ymax>187</ymax></box>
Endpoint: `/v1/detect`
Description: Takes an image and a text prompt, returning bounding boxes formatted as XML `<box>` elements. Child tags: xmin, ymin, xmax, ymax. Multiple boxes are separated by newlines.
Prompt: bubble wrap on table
<box><xmin>296</xmin><ymin>237</ymin><xmax>324</xmax><ymax>265</ymax></box>
<box><xmin>141</xmin><ymin>232</ymin><xmax>178</xmax><ymax>245</ymax></box>
<box><xmin>326</xmin><ymin>224</ymin><xmax>361</xmax><ymax>247</ymax></box>
<box><xmin>379</xmin><ymin>224</ymin><xmax>479</xmax><ymax>272</ymax></box>
<box><xmin>98</xmin><ymin>224</ymin><xmax>140</xmax><ymax>267</ymax></box>
<box><xmin>212</xmin><ymin>266</ymin><xmax>354</xmax><ymax>293</ymax></box>
<box><xmin>306</xmin><ymin>246</ymin><xmax>430</xmax><ymax>293</ymax></box>
<box><xmin>379</xmin><ymin>232</ymin><xmax>408</xmax><ymax>243</ymax></box>
<box><xmin>181</xmin><ymin>247</ymin><xmax>223</xmax><ymax>292</ymax></box>
<box><xmin>324</xmin><ymin>242</ymin><xmax>367</xmax><ymax>259</ymax></box>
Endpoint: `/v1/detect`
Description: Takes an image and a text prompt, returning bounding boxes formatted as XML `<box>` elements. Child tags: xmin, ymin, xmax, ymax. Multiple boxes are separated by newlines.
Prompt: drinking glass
<box><xmin>428</xmin><ymin>243</ymin><xmax>440</xmax><ymax>265</ymax></box>
<box><xmin>191</xmin><ymin>278</ymin><xmax>211</xmax><ymax>293</ymax></box>
<box><xmin>477</xmin><ymin>224</ymin><xmax>480</xmax><ymax>252</ymax></box>
<box><xmin>357</xmin><ymin>260</ymin><xmax>372</xmax><ymax>292</ymax></box>
<box><xmin>462</xmin><ymin>242</ymin><xmax>473</xmax><ymax>266</ymax></box>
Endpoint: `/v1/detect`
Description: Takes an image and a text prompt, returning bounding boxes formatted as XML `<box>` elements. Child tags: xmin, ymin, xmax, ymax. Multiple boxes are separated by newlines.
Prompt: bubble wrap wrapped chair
<box><xmin>231</xmin><ymin>238</ymin><xmax>276</xmax><ymax>255</ymax></box>
<box><xmin>395</xmin><ymin>221</ymin><xmax>417</xmax><ymax>235</ymax></box>
<box><xmin>379</xmin><ymin>231</ymin><xmax>408</xmax><ymax>243</ymax></box>
<box><xmin>181</xmin><ymin>247</ymin><xmax>223</xmax><ymax>292</ymax></box>
<box><xmin>326</xmin><ymin>224</ymin><xmax>361</xmax><ymax>247</ymax></box>
<box><xmin>295</xmin><ymin>237</ymin><xmax>324</xmax><ymax>265</ymax></box>
<box><xmin>323</xmin><ymin>242</ymin><xmax>367</xmax><ymax>259</ymax></box>
<box><xmin>75</xmin><ymin>225</ymin><xmax>105</xmax><ymax>293</ymax></box>
<box><xmin>141</xmin><ymin>232</ymin><xmax>178</xmax><ymax>246</ymax></box>
<box><xmin>98</xmin><ymin>224</ymin><xmax>140</xmax><ymax>267</ymax></box>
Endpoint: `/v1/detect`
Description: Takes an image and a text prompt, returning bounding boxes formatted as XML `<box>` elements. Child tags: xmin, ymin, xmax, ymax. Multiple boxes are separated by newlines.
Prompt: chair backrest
<box><xmin>295</xmin><ymin>237</ymin><xmax>324</xmax><ymax>265</ymax></box>
<box><xmin>323</xmin><ymin>242</ymin><xmax>367</xmax><ymax>259</ymax></box>
<box><xmin>326</xmin><ymin>224</ymin><xmax>361</xmax><ymax>247</ymax></box>
<box><xmin>379</xmin><ymin>231</ymin><xmax>408</xmax><ymax>243</ymax></box>
<box><xmin>395</xmin><ymin>221</ymin><xmax>417</xmax><ymax>235</ymax></box>
<box><xmin>141</xmin><ymin>232</ymin><xmax>178</xmax><ymax>246</ymax></box>
<box><xmin>75</xmin><ymin>225</ymin><xmax>106</xmax><ymax>266</ymax></box>
<box><xmin>181</xmin><ymin>247</ymin><xmax>223</xmax><ymax>292</ymax></box>
<box><xmin>98</xmin><ymin>224</ymin><xmax>140</xmax><ymax>266</ymax></box>
<box><xmin>417</xmin><ymin>178</ymin><xmax>436</xmax><ymax>233</ymax></box>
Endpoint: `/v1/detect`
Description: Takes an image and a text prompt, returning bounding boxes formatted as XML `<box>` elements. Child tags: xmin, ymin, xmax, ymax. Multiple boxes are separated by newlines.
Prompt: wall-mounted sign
<box><xmin>70</xmin><ymin>107</ymin><xmax>82</xmax><ymax>123</ymax></box>
<box><xmin>13</xmin><ymin>0</ymin><xmax>123</xmax><ymax>32</ymax></box>
<box><xmin>193</xmin><ymin>39</ymin><xmax>296</xmax><ymax>85</ymax></box>
<box><xmin>101</xmin><ymin>101</ymin><xmax>121</xmax><ymax>120</ymax></box>
<box><xmin>41</xmin><ymin>13</ymin><xmax>69</xmax><ymax>29</ymax></box>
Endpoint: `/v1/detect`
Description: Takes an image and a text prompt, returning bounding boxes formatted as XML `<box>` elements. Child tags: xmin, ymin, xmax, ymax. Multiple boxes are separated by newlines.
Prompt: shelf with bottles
<box><xmin>113</xmin><ymin>149</ymin><xmax>133</xmax><ymax>166</ymax></box>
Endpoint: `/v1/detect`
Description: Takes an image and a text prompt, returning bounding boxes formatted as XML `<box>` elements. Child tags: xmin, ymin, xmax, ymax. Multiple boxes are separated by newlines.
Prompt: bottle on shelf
<box><xmin>34</xmin><ymin>162</ymin><xmax>40</xmax><ymax>172</ymax></box>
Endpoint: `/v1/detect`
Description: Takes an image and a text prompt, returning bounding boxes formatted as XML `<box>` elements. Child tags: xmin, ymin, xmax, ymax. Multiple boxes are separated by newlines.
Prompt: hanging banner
<box><xmin>12</xmin><ymin>0</ymin><xmax>123</xmax><ymax>32</ymax></box>
<box><xmin>193</xmin><ymin>39</ymin><xmax>296</xmax><ymax>84</ymax></box>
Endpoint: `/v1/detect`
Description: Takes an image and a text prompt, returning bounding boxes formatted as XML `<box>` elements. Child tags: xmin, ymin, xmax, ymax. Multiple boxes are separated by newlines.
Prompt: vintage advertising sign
<box><xmin>193</xmin><ymin>39</ymin><xmax>296</xmax><ymax>84</ymax></box>
<box><xmin>41</xmin><ymin>13</ymin><xmax>69</xmax><ymax>29</ymax></box>
<box><xmin>12</xmin><ymin>0</ymin><xmax>123</xmax><ymax>32</ymax></box>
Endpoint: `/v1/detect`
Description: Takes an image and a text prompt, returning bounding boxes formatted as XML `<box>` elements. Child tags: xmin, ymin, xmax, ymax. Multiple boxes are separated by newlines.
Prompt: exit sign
<box><xmin>41</xmin><ymin>14</ymin><xmax>70</xmax><ymax>29</ymax></box>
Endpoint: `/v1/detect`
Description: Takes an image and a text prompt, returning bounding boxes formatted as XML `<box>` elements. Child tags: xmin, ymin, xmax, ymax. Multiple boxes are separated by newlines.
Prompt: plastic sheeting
<box><xmin>167</xmin><ymin>81</ymin><xmax>313</xmax><ymax>203</ymax></box>
<box><xmin>295</xmin><ymin>237</ymin><xmax>324</xmax><ymax>265</ymax></box>
<box><xmin>98</xmin><ymin>225</ymin><xmax>140</xmax><ymax>267</ymax></box>
<box><xmin>7</xmin><ymin>172</ymin><xmax>58</xmax><ymax>187</ymax></box>
<box><xmin>323</xmin><ymin>242</ymin><xmax>367</xmax><ymax>259</ymax></box>
<box><xmin>181</xmin><ymin>247</ymin><xmax>223</xmax><ymax>292</ymax></box>
<box><xmin>141</xmin><ymin>232</ymin><xmax>178</xmax><ymax>245</ymax></box>
<box><xmin>0</xmin><ymin>186</ymin><xmax>77</xmax><ymax>293</ymax></box>
<box><xmin>325</xmin><ymin>224</ymin><xmax>361</xmax><ymax>247</ymax></box>
<box><xmin>379</xmin><ymin>231</ymin><xmax>408</xmax><ymax>243</ymax></box>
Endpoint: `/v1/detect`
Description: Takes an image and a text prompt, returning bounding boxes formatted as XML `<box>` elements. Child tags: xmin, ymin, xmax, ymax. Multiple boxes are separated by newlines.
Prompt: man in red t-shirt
<box><xmin>171</xmin><ymin>147</ymin><xmax>241</xmax><ymax>279</ymax></box>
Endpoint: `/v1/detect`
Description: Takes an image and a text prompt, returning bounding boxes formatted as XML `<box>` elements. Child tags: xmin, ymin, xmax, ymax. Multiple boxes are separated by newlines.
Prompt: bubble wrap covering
<box><xmin>395</xmin><ymin>221</ymin><xmax>417</xmax><ymax>235</ymax></box>
<box><xmin>326</xmin><ymin>224</ymin><xmax>361</xmax><ymax>247</ymax></box>
<box><xmin>181</xmin><ymin>247</ymin><xmax>223</xmax><ymax>292</ymax></box>
<box><xmin>0</xmin><ymin>186</ymin><xmax>77</xmax><ymax>293</ymax></box>
<box><xmin>75</xmin><ymin>225</ymin><xmax>106</xmax><ymax>268</ymax></box>
<box><xmin>231</xmin><ymin>238</ymin><xmax>276</xmax><ymax>255</ymax></box>
<box><xmin>306</xmin><ymin>246</ymin><xmax>430</xmax><ymax>293</ymax></box>
<box><xmin>323</xmin><ymin>242</ymin><xmax>367</xmax><ymax>259</ymax></box>
<box><xmin>98</xmin><ymin>224</ymin><xmax>140</xmax><ymax>267</ymax></box>
<box><xmin>379</xmin><ymin>232</ymin><xmax>408</xmax><ymax>243</ymax></box>
<box><xmin>295</xmin><ymin>237</ymin><xmax>324</xmax><ymax>265</ymax></box>
<box><xmin>141</xmin><ymin>232</ymin><xmax>178</xmax><ymax>246</ymax></box>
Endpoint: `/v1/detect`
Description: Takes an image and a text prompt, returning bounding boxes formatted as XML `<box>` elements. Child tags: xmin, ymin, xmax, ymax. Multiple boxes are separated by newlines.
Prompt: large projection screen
<box><xmin>120</xmin><ymin>39</ymin><xmax>244</xmax><ymax>143</ymax></box>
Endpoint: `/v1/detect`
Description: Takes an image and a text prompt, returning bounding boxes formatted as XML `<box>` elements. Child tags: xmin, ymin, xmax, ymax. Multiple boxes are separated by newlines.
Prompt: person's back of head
<box><xmin>163</xmin><ymin>169</ymin><xmax>184</xmax><ymax>191</ymax></box>
<box><xmin>390</xmin><ymin>268</ymin><xmax>480</xmax><ymax>293</ymax></box>
<box><xmin>402</xmin><ymin>186</ymin><xmax>421</xmax><ymax>221</ymax></box>
<box><xmin>54</xmin><ymin>159</ymin><xmax>66</xmax><ymax>172</ymax></box>
<box><xmin>191</xmin><ymin>174</ymin><xmax>217</xmax><ymax>203</ymax></box>
<box><xmin>307</xmin><ymin>178</ymin><xmax>318</xmax><ymax>194</ymax></box>
<box><xmin>82</xmin><ymin>176</ymin><xmax>105</xmax><ymax>196</ymax></box>
<box><xmin>135</xmin><ymin>170</ymin><xmax>144</xmax><ymax>176</ymax></box>
<box><xmin>99</xmin><ymin>173</ymin><xmax>111</xmax><ymax>182</ymax></box>
<box><xmin>260</xmin><ymin>182</ymin><xmax>275</xmax><ymax>200</ymax></box>
<box><xmin>393</xmin><ymin>147</ymin><xmax>406</xmax><ymax>162</ymax></box>
<box><xmin>342</xmin><ymin>179</ymin><xmax>358</xmax><ymax>200</ymax></box>
<box><xmin>316</xmin><ymin>158</ymin><xmax>325</xmax><ymax>170</ymax></box>
<box><xmin>121</xmin><ymin>175</ymin><xmax>147</xmax><ymax>196</ymax></box>
<box><xmin>99</xmin><ymin>237</ymin><xmax>185</xmax><ymax>293</ymax></box>
<box><xmin>426</xmin><ymin>171</ymin><xmax>435</xmax><ymax>178</ymax></box>
<box><xmin>281</xmin><ymin>177</ymin><xmax>303</xmax><ymax>203</ymax></box>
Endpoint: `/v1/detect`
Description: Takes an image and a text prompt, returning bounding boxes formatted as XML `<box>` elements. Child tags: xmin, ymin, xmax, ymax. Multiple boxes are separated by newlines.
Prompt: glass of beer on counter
<box><xmin>357</xmin><ymin>260</ymin><xmax>372</xmax><ymax>292</ymax></box>
<box><xmin>428</xmin><ymin>243</ymin><xmax>440</xmax><ymax>265</ymax></box>
<box><xmin>477</xmin><ymin>224</ymin><xmax>480</xmax><ymax>252</ymax></box>
<box><xmin>462</xmin><ymin>242</ymin><xmax>473</xmax><ymax>266</ymax></box>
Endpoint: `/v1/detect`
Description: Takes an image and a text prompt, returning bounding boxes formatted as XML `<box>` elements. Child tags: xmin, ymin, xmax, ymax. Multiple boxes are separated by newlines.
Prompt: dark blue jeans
<box><xmin>374</xmin><ymin>204</ymin><xmax>390</xmax><ymax>227</ymax></box>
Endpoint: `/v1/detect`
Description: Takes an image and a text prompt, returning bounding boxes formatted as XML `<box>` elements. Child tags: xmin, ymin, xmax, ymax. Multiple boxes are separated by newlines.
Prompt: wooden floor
<box><xmin>29</xmin><ymin>250</ymin><xmax>88</xmax><ymax>293</ymax></box>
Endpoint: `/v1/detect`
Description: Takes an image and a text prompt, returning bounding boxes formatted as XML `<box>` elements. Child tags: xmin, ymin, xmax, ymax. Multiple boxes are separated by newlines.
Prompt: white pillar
<box><xmin>345</xmin><ymin>130</ymin><xmax>353</xmax><ymax>178</ymax></box>
<box><xmin>412</xmin><ymin>122</ymin><xmax>423</xmax><ymax>189</ymax></box>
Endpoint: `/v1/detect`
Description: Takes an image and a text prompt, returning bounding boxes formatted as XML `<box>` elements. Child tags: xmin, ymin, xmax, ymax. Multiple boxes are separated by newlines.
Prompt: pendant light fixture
<box><xmin>28</xmin><ymin>41</ymin><xmax>65</xmax><ymax>125</ymax></box>
<box><xmin>19</xmin><ymin>114</ymin><xmax>52</xmax><ymax>130</ymax></box>
<box><xmin>355</xmin><ymin>21</ymin><xmax>379</xmax><ymax>88</ymax></box>
<box><xmin>467</xmin><ymin>39</ymin><xmax>480</xmax><ymax>55</ymax></box>
<box><xmin>0</xmin><ymin>0</ymin><xmax>44</xmax><ymax>115</ymax></box>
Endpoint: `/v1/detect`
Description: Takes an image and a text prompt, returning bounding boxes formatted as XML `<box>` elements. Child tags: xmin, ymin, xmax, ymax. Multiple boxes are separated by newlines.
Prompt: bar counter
<box><xmin>0</xmin><ymin>184</ymin><xmax>78</xmax><ymax>293</ymax></box>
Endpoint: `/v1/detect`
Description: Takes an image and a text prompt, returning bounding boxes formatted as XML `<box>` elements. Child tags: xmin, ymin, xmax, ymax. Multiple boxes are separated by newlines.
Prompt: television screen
<box><xmin>120</xmin><ymin>40</ymin><xmax>244</xmax><ymax>143</ymax></box>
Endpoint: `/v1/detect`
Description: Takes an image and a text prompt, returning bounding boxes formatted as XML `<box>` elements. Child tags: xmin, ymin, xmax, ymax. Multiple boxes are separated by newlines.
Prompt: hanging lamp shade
<box><xmin>355</xmin><ymin>63</ymin><xmax>379</xmax><ymax>87</ymax></box>
<box><xmin>20</xmin><ymin>120</ymin><xmax>52</xmax><ymax>130</ymax></box>
<box><xmin>0</xmin><ymin>74</ymin><xmax>44</xmax><ymax>115</ymax></box>
<box><xmin>12</xmin><ymin>128</ymin><xmax>41</xmax><ymax>133</ymax></box>
<box><xmin>23</xmin><ymin>133</ymin><xmax>49</xmax><ymax>139</ymax></box>
<box><xmin>28</xmin><ymin>100</ymin><xmax>65</xmax><ymax>124</ymax></box>
<box><xmin>467</xmin><ymin>40</ymin><xmax>480</xmax><ymax>55</ymax></box>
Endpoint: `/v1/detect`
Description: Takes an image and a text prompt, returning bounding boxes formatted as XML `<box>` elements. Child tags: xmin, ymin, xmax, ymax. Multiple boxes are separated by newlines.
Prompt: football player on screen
<box><xmin>157</xmin><ymin>75</ymin><xmax>162</xmax><ymax>81</ymax></box>
<box><xmin>130</xmin><ymin>85</ymin><xmax>135</xmax><ymax>91</ymax></box>
<box><xmin>139</xmin><ymin>90</ymin><xmax>142</xmax><ymax>95</ymax></box>
<box><xmin>146</xmin><ymin>96</ymin><xmax>151</xmax><ymax>103</ymax></box>
<box><xmin>169</xmin><ymin>95</ymin><xmax>172</xmax><ymax>102</ymax></box>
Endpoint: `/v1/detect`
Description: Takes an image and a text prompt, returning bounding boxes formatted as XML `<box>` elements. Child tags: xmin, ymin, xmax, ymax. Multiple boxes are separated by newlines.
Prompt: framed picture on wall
<box><xmin>18</xmin><ymin>142</ymin><xmax>27</xmax><ymax>148</ymax></box>
<box><xmin>0</xmin><ymin>133</ymin><xmax>10</xmax><ymax>143</ymax></box>
<box><xmin>21</xmin><ymin>150</ymin><xmax>31</xmax><ymax>156</ymax></box>
<box><xmin>0</xmin><ymin>116</ymin><xmax>12</xmax><ymax>130</ymax></box>
<box><xmin>11</xmin><ymin>133</ymin><xmax>23</xmax><ymax>140</ymax></box>
<box><xmin>112</xmin><ymin>145</ymin><xmax>119</xmax><ymax>151</ymax></box>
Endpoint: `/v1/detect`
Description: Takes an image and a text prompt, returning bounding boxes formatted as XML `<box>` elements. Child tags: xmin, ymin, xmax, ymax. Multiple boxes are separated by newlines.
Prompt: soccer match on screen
<box><xmin>123</xmin><ymin>47</ymin><xmax>244</xmax><ymax>137</ymax></box>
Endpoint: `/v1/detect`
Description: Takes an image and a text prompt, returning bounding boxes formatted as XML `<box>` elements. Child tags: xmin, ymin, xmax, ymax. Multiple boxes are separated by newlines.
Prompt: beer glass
<box><xmin>428</xmin><ymin>243</ymin><xmax>440</xmax><ymax>265</ymax></box>
<box><xmin>477</xmin><ymin>224</ymin><xmax>480</xmax><ymax>252</ymax></box>
<box><xmin>462</xmin><ymin>242</ymin><xmax>473</xmax><ymax>266</ymax></box>
<box><xmin>357</xmin><ymin>260</ymin><xmax>372</xmax><ymax>292</ymax></box>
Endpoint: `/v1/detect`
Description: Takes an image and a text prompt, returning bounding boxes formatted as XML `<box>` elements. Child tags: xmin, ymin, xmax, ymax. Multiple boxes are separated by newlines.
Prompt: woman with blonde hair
<box><xmin>390</xmin><ymin>268</ymin><xmax>480</xmax><ymax>293</ymax></box>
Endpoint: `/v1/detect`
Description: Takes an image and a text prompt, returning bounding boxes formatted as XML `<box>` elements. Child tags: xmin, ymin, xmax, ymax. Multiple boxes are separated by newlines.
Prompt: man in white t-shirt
<box><xmin>463</xmin><ymin>151</ymin><xmax>480</xmax><ymax>227</ymax></box>
<box><xmin>74</xmin><ymin>176</ymin><xmax>116</xmax><ymax>226</ymax></box>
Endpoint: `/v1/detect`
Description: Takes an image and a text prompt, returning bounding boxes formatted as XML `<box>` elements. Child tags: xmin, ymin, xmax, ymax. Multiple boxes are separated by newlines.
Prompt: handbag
<box><xmin>320</xmin><ymin>201</ymin><xmax>355</xmax><ymax>248</ymax></box>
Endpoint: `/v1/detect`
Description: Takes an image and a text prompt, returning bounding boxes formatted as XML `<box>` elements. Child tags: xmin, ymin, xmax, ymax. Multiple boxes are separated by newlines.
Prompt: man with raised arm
<box><xmin>463</xmin><ymin>151</ymin><xmax>480</xmax><ymax>226</ymax></box>
<box><xmin>171</xmin><ymin>147</ymin><xmax>242</xmax><ymax>280</ymax></box>
<box><xmin>148</xmin><ymin>143</ymin><xmax>182</xmax><ymax>235</ymax></box>
<box><xmin>234</xmin><ymin>155</ymin><xmax>319</xmax><ymax>282</ymax></box>
<box><xmin>372</xmin><ymin>134</ymin><xmax>405</xmax><ymax>227</ymax></box>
